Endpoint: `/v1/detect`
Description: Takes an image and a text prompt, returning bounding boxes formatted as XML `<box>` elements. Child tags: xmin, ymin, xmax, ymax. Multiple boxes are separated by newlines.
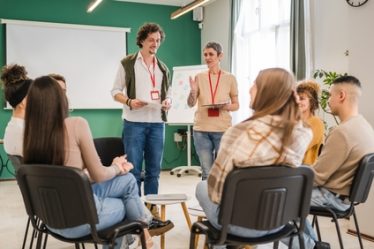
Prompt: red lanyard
<box><xmin>146</xmin><ymin>57</ymin><xmax>156</xmax><ymax>89</ymax></box>
<box><xmin>208</xmin><ymin>70</ymin><xmax>221</xmax><ymax>104</ymax></box>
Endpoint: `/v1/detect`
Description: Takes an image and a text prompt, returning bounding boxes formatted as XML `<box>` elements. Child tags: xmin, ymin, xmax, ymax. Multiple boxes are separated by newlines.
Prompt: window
<box><xmin>232</xmin><ymin>0</ymin><xmax>291</xmax><ymax>123</ymax></box>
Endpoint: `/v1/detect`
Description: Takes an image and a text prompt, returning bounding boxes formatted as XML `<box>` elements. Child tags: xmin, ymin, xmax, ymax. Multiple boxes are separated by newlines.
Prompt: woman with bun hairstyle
<box><xmin>297</xmin><ymin>80</ymin><xmax>325</xmax><ymax>165</ymax></box>
<box><xmin>1</xmin><ymin>64</ymin><xmax>32</xmax><ymax>156</ymax></box>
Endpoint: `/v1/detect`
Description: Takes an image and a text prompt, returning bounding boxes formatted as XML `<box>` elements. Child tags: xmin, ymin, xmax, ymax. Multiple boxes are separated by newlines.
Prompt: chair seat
<box><xmin>46</xmin><ymin>220</ymin><xmax>147</xmax><ymax>245</ymax></box>
<box><xmin>310</xmin><ymin>206</ymin><xmax>351</xmax><ymax>219</ymax></box>
<box><xmin>193</xmin><ymin>220</ymin><xmax>296</xmax><ymax>246</ymax></box>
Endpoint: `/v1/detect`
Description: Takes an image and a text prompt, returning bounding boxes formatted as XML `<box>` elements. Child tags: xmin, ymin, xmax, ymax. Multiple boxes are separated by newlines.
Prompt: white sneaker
<box><xmin>128</xmin><ymin>235</ymin><xmax>140</xmax><ymax>249</ymax></box>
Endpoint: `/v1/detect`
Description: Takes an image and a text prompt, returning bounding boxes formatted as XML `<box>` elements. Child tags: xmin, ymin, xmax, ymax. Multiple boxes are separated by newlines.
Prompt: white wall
<box><xmin>311</xmin><ymin>0</ymin><xmax>374</xmax><ymax>127</ymax></box>
<box><xmin>201</xmin><ymin>0</ymin><xmax>231</xmax><ymax>70</ymax></box>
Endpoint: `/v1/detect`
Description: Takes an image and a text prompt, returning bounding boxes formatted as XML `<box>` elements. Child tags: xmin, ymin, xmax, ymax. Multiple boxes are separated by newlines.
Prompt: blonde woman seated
<box><xmin>196</xmin><ymin>68</ymin><xmax>313</xmax><ymax>248</ymax></box>
<box><xmin>297</xmin><ymin>80</ymin><xmax>325</xmax><ymax>165</ymax></box>
<box><xmin>23</xmin><ymin>76</ymin><xmax>157</xmax><ymax>249</ymax></box>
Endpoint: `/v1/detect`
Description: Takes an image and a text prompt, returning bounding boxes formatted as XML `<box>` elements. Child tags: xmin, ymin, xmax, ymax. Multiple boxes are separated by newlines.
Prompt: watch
<box><xmin>346</xmin><ymin>0</ymin><xmax>369</xmax><ymax>7</ymax></box>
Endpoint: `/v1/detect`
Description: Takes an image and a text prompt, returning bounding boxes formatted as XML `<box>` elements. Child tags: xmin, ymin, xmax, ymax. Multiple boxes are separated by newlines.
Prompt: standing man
<box><xmin>111</xmin><ymin>23</ymin><xmax>172</xmax><ymax>200</ymax></box>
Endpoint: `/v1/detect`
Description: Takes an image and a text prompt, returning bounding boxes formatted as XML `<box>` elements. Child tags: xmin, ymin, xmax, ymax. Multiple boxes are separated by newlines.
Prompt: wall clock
<box><xmin>346</xmin><ymin>0</ymin><xmax>369</xmax><ymax>7</ymax></box>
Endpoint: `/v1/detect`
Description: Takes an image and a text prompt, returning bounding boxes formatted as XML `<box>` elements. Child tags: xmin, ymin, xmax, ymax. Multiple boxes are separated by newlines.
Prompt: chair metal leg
<box><xmin>312</xmin><ymin>216</ymin><xmax>322</xmax><ymax>241</ymax></box>
<box><xmin>74</xmin><ymin>243</ymin><xmax>80</xmax><ymax>249</ymax></box>
<box><xmin>42</xmin><ymin>233</ymin><xmax>48</xmax><ymax>249</ymax></box>
<box><xmin>331</xmin><ymin>214</ymin><xmax>344</xmax><ymax>249</ymax></box>
<box><xmin>189</xmin><ymin>230</ymin><xmax>197</xmax><ymax>249</ymax></box>
<box><xmin>352</xmin><ymin>209</ymin><xmax>364</xmax><ymax>249</ymax></box>
<box><xmin>81</xmin><ymin>243</ymin><xmax>86</xmax><ymax>249</ymax></box>
<box><xmin>273</xmin><ymin>240</ymin><xmax>279</xmax><ymax>249</ymax></box>
<box><xmin>299</xmin><ymin>232</ymin><xmax>305</xmax><ymax>249</ymax></box>
<box><xmin>22</xmin><ymin>218</ymin><xmax>31</xmax><ymax>249</ymax></box>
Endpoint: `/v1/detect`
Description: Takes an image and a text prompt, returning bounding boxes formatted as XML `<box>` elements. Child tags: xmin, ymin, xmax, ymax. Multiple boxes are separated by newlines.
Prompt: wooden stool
<box><xmin>143</xmin><ymin>194</ymin><xmax>192</xmax><ymax>249</ymax></box>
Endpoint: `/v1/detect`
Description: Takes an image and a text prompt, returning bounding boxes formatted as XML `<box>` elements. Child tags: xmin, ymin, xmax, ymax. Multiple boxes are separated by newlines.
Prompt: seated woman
<box><xmin>297</xmin><ymin>80</ymin><xmax>325</xmax><ymax>165</ymax></box>
<box><xmin>23</xmin><ymin>76</ymin><xmax>157</xmax><ymax>249</ymax></box>
<box><xmin>196</xmin><ymin>68</ymin><xmax>313</xmax><ymax>248</ymax></box>
<box><xmin>1</xmin><ymin>64</ymin><xmax>32</xmax><ymax>156</ymax></box>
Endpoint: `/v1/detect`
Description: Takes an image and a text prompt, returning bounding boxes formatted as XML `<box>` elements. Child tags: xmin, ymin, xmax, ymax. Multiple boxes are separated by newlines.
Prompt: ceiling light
<box><xmin>170</xmin><ymin>0</ymin><xmax>211</xmax><ymax>20</ymax></box>
<box><xmin>87</xmin><ymin>0</ymin><xmax>103</xmax><ymax>13</ymax></box>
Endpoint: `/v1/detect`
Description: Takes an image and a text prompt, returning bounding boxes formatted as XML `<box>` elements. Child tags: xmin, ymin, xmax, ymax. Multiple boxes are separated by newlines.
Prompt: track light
<box><xmin>87</xmin><ymin>0</ymin><xmax>103</xmax><ymax>13</ymax></box>
<box><xmin>170</xmin><ymin>0</ymin><xmax>211</xmax><ymax>20</ymax></box>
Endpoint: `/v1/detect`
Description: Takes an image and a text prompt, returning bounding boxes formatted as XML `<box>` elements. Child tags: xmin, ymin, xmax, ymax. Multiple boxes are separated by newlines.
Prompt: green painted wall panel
<box><xmin>0</xmin><ymin>0</ymin><xmax>201</xmax><ymax>179</ymax></box>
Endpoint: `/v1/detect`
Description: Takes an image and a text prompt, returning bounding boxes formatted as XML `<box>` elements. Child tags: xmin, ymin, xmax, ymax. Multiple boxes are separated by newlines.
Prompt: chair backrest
<box><xmin>93</xmin><ymin>137</ymin><xmax>124</xmax><ymax>166</ymax></box>
<box><xmin>349</xmin><ymin>153</ymin><xmax>374</xmax><ymax>203</ymax></box>
<box><xmin>16</xmin><ymin>164</ymin><xmax>99</xmax><ymax>231</ymax></box>
<box><xmin>7</xmin><ymin>154</ymin><xmax>23</xmax><ymax>172</ymax></box>
<box><xmin>219</xmin><ymin>165</ymin><xmax>314</xmax><ymax>232</ymax></box>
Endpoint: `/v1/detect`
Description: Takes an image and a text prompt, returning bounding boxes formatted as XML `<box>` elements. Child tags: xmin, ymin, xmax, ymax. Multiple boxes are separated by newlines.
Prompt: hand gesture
<box><xmin>130</xmin><ymin>99</ymin><xmax>148</xmax><ymax>110</ymax></box>
<box><xmin>189</xmin><ymin>76</ymin><xmax>198</xmax><ymax>92</ymax></box>
<box><xmin>162</xmin><ymin>98</ymin><xmax>172</xmax><ymax>111</ymax></box>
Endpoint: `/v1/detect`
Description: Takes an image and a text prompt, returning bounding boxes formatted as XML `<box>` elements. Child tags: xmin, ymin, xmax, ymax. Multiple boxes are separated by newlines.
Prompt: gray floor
<box><xmin>1</xmin><ymin>171</ymin><xmax>373</xmax><ymax>249</ymax></box>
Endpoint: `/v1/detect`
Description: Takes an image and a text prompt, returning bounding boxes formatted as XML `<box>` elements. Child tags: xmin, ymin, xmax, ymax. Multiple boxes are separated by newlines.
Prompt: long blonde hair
<box><xmin>250</xmin><ymin>68</ymin><xmax>301</xmax><ymax>148</ymax></box>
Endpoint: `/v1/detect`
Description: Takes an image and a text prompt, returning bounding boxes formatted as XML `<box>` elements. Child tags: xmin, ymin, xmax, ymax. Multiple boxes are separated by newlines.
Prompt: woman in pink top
<box><xmin>23</xmin><ymin>76</ymin><xmax>157</xmax><ymax>249</ymax></box>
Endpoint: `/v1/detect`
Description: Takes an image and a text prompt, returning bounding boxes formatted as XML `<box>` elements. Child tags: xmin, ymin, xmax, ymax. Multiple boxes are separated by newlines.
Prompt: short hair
<box><xmin>204</xmin><ymin>42</ymin><xmax>223</xmax><ymax>55</ymax></box>
<box><xmin>333</xmin><ymin>75</ymin><xmax>361</xmax><ymax>88</ymax></box>
<box><xmin>49</xmin><ymin>73</ymin><xmax>66</xmax><ymax>83</ymax></box>
<box><xmin>136</xmin><ymin>23</ymin><xmax>165</xmax><ymax>48</ymax></box>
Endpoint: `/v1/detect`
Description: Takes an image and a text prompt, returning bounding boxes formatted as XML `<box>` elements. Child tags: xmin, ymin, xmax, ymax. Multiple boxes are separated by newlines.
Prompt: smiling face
<box><xmin>298</xmin><ymin>92</ymin><xmax>311</xmax><ymax>115</ymax></box>
<box><xmin>141</xmin><ymin>31</ymin><xmax>161</xmax><ymax>55</ymax></box>
<box><xmin>203</xmin><ymin>48</ymin><xmax>222</xmax><ymax>69</ymax></box>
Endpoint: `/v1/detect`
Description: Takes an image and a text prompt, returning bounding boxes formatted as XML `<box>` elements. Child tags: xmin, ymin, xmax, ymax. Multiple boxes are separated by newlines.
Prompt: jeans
<box><xmin>196</xmin><ymin>181</ymin><xmax>282</xmax><ymax>248</ymax></box>
<box><xmin>48</xmin><ymin>174</ymin><xmax>152</xmax><ymax>249</ymax></box>
<box><xmin>123</xmin><ymin>120</ymin><xmax>165</xmax><ymax>195</ymax></box>
<box><xmin>284</xmin><ymin>187</ymin><xmax>350</xmax><ymax>249</ymax></box>
<box><xmin>193</xmin><ymin>131</ymin><xmax>223</xmax><ymax>180</ymax></box>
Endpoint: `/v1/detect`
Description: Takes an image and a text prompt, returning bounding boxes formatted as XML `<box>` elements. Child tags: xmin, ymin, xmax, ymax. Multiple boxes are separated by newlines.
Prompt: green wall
<box><xmin>0</xmin><ymin>0</ymin><xmax>201</xmax><ymax>179</ymax></box>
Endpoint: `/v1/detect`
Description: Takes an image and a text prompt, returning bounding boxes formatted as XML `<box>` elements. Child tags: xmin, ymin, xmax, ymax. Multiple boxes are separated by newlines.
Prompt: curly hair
<box><xmin>297</xmin><ymin>80</ymin><xmax>320</xmax><ymax>114</ymax></box>
<box><xmin>136</xmin><ymin>23</ymin><xmax>165</xmax><ymax>48</ymax></box>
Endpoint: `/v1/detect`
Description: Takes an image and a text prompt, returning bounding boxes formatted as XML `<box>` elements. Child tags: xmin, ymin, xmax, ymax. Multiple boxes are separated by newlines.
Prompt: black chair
<box><xmin>189</xmin><ymin>165</ymin><xmax>315</xmax><ymax>249</ymax></box>
<box><xmin>93</xmin><ymin>137</ymin><xmax>124</xmax><ymax>166</ymax></box>
<box><xmin>310</xmin><ymin>153</ymin><xmax>374</xmax><ymax>249</ymax></box>
<box><xmin>94</xmin><ymin>136</ymin><xmax>145</xmax><ymax>181</ymax></box>
<box><xmin>16</xmin><ymin>164</ymin><xmax>147</xmax><ymax>249</ymax></box>
<box><xmin>8</xmin><ymin>154</ymin><xmax>38</xmax><ymax>249</ymax></box>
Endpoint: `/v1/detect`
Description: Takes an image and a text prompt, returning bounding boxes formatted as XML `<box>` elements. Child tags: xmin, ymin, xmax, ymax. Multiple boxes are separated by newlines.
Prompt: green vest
<box><xmin>121</xmin><ymin>52</ymin><xmax>171</xmax><ymax>122</ymax></box>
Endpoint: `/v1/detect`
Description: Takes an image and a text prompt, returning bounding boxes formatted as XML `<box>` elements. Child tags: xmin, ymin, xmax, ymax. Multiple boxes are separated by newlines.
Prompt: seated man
<box><xmin>302</xmin><ymin>75</ymin><xmax>374</xmax><ymax>249</ymax></box>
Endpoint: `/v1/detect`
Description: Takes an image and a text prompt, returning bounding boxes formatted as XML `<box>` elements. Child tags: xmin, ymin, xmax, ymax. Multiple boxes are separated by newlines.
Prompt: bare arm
<box><xmin>187</xmin><ymin>76</ymin><xmax>198</xmax><ymax>107</ymax></box>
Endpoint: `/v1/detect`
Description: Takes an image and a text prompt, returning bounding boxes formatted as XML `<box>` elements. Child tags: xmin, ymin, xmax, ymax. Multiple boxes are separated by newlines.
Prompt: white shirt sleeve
<box><xmin>111</xmin><ymin>63</ymin><xmax>127</xmax><ymax>98</ymax></box>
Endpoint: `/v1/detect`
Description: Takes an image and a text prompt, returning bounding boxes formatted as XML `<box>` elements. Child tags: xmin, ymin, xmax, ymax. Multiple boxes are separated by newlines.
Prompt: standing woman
<box><xmin>188</xmin><ymin>42</ymin><xmax>239</xmax><ymax>180</ymax></box>
<box><xmin>1</xmin><ymin>64</ymin><xmax>32</xmax><ymax>156</ymax></box>
<box><xmin>297</xmin><ymin>80</ymin><xmax>325</xmax><ymax>165</ymax></box>
<box><xmin>23</xmin><ymin>76</ymin><xmax>157</xmax><ymax>249</ymax></box>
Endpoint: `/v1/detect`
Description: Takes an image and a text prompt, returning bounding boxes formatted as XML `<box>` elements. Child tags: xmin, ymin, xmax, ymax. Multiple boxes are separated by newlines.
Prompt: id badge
<box><xmin>150</xmin><ymin>90</ymin><xmax>160</xmax><ymax>100</ymax></box>
<box><xmin>208</xmin><ymin>107</ymin><xmax>219</xmax><ymax>117</ymax></box>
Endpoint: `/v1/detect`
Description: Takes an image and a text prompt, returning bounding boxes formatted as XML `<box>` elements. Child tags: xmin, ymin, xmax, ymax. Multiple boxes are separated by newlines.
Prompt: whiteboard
<box><xmin>3</xmin><ymin>19</ymin><xmax>129</xmax><ymax>109</ymax></box>
<box><xmin>167</xmin><ymin>65</ymin><xmax>207</xmax><ymax>124</ymax></box>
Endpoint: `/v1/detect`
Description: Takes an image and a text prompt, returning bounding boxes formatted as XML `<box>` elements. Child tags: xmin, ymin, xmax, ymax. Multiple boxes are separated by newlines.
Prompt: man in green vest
<box><xmin>111</xmin><ymin>23</ymin><xmax>173</xmax><ymax>235</ymax></box>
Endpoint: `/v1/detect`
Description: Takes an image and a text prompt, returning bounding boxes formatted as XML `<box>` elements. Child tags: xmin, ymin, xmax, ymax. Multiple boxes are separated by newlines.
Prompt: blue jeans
<box><xmin>48</xmin><ymin>174</ymin><xmax>152</xmax><ymax>249</ymax></box>
<box><xmin>123</xmin><ymin>120</ymin><xmax>165</xmax><ymax>195</ymax></box>
<box><xmin>196</xmin><ymin>181</ymin><xmax>282</xmax><ymax>248</ymax></box>
<box><xmin>193</xmin><ymin>131</ymin><xmax>223</xmax><ymax>180</ymax></box>
<box><xmin>284</xmin><ymin>187</ymin><xmax>350</xmax><ymax>249</ymax></box>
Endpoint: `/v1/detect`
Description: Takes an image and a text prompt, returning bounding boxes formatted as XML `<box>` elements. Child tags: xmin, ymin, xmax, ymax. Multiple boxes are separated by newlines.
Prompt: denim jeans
<box><xmin>48</xmin><ymin>174</ymin><xmax>152</xmax><ymax>249</ymax></box>
<box><xmin>196</xmin><ymin>181</ymin><xmax>283</xmax><ymax>248</ymax></box>
<box><xmin>283</xmin><ymin>187</ymin><xmax>350</xmax><ymax>249</ymax></box>
<box><xmin>193</xmin><ymin>131</ymin><xmax>223</xmax><ymax>180</ymax></box>
<box><xmin>123</xmin><ymin>120</ymin><xmax>165</xmax><ymax>195</ymax></box>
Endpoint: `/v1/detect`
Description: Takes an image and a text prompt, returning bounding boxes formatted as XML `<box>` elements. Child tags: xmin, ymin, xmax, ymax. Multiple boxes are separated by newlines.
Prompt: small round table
<box><xmin>143</xmin><ymin>194</ymin><xmax>192</xmax><ymax>249</ymax></box>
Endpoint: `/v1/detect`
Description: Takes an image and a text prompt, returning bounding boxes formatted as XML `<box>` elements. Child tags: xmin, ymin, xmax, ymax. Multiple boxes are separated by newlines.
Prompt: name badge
<box><xmin>208</xmin><ymin>107</ymin><xmax>219</xmax><ymax>117</ymax></box>
<box><xmin>150</xmin><ymin>90</ymin><xmax>160</xmax><ymax>100</ymax></box>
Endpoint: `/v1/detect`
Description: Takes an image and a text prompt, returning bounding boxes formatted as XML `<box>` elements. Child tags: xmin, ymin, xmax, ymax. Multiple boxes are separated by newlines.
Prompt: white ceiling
<box><xmin>114</xmin><ymin>0</ymin><xmax>195</xmax><ymax>7</ymax></box>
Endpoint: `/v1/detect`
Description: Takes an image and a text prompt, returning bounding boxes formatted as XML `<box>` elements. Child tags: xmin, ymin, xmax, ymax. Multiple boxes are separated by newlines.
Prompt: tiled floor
<box><xmin>1</xmin><ymin>171</ymin><xmax>373</xmax><ymax>249</ymax></box>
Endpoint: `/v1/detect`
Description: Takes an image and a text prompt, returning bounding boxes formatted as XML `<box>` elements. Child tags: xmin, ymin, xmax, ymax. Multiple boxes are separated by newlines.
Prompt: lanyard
<box><xmin>208</xmin><ymin>70</ymin><xmax>221</xmax><ymax>104</ymax></box>
<box><xmin>146</xmin><ymin>57</ymin><xmax>156</xmax><ymax>89</ymax></box>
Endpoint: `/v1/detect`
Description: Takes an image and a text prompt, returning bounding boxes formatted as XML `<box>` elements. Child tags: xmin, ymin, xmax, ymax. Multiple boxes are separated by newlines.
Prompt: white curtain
<box><xmin>231</xmin><ymin>0</ymin><xmax>291</xmax><ymax>124</ymax></box>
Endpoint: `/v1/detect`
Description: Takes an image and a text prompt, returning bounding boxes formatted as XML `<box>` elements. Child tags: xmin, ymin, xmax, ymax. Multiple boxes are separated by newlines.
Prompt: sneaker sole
<box><xmin>149</xmin><ymin>222</ymin><xmax>175</xmax><ymax>237</ymax></box>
